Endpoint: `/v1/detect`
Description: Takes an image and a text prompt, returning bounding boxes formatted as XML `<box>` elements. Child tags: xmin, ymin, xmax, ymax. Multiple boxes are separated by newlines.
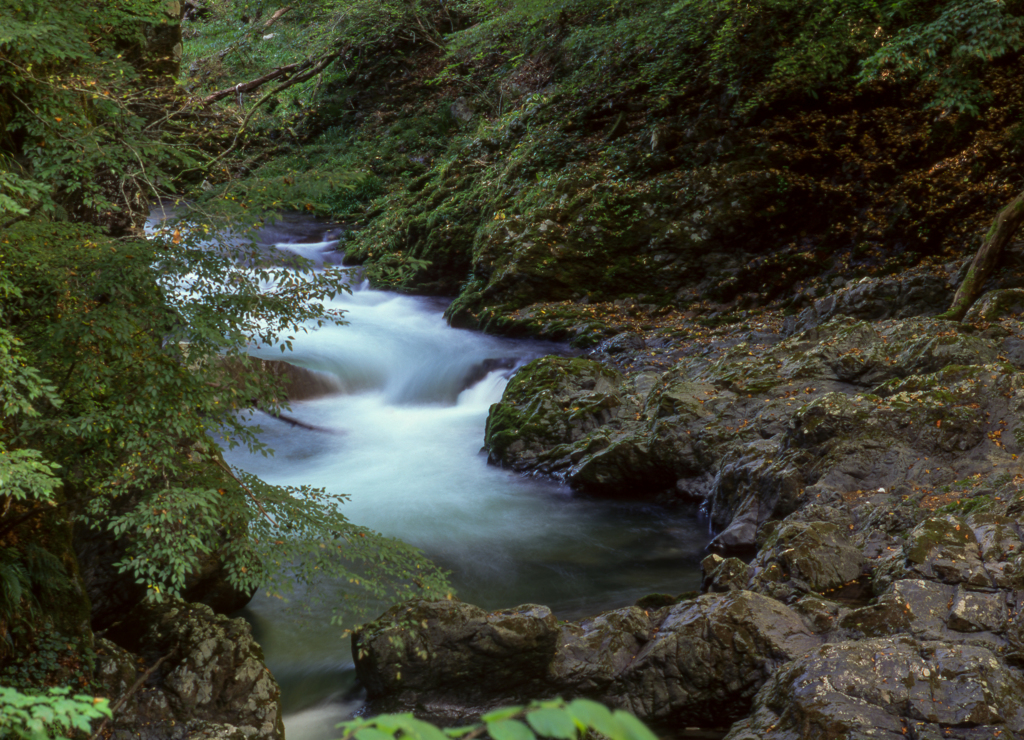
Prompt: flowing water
<box><xmin>208</xmin><ymin>217</ymin><xmax>712</xmax><ymax>739</ymax></box>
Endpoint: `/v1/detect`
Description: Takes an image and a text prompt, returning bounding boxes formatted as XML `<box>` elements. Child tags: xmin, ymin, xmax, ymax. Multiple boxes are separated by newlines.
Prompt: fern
<box><xmin>0</xmin><ymin>549</ymin><xmax>31</xmax><ymax>621</ymax></box>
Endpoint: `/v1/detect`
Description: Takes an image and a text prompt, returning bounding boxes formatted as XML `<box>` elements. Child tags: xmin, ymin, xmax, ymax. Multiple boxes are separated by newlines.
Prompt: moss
<box><xmin>938</xmin><ymin>496</ymin><xmax>994</xmax><ymax>516</ymax></box>
<box><xmin>904</xmin><ymin>516</ymin><xmax>975</xmax><ymax>565</ymax></box>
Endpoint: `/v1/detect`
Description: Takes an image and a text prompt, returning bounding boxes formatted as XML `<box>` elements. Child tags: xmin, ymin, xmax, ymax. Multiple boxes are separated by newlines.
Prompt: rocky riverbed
<box><xmin>352</xmin><ymin>274</ymin><xmax>1024</xmax><ymax>738</ymax></box>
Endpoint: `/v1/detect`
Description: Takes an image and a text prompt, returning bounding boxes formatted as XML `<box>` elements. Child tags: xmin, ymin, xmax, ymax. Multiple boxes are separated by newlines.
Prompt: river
<box><xmin>212</xmin><ymin>216</ymin><xmax>712</xmax><ymax>739</ymax></box>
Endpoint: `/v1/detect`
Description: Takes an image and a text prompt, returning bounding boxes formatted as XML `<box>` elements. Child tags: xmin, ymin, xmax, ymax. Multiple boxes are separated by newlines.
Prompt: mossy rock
<box><xmin>484</xmin><ymin>356</ymin><xmax>626</xmax><ymax>469</ymax></box>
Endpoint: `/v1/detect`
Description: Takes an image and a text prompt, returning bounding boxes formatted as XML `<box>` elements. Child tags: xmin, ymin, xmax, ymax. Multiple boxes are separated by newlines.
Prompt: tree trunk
<box><xmin>940</xmin><ymin>188</ymin><xmax>1024</xmax><ymax>321</ymax></box>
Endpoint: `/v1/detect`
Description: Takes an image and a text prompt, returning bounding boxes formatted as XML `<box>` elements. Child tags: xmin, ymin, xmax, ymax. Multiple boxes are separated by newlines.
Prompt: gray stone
<box><xmin>102</xmin><ymin>601</ymin><xmax>283</xmax><ymax>740</ymax></box>
<box><xmin>724</xmin><ymin>636</ymin><xmax>1024</xmax><ymax>740</ymax></box>
<box><xmin>750</xmin><ymin>520</ymin><xmax>864</xmax><ymax>597</ymax></box>
<box><xmin>352</xmin><ymin>599</ymin><xmax>559</xmax><ymax>717</ymax></box>
<box><xmin>353</xmin><ymin>592</ymin><xmax>818</xmax><ymax>727</ymax></box>
<box><xmin>701</xmin><ymin>554</ymin><xmax>753</xmax><ymax>593</ymax></box>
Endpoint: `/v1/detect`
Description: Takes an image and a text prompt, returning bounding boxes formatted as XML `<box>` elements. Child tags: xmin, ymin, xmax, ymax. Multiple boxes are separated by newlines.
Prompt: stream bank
<box><xmin>353</xmin><ymin>271</ymin><xmax>1024</xmax><ymax>738</ymax></box>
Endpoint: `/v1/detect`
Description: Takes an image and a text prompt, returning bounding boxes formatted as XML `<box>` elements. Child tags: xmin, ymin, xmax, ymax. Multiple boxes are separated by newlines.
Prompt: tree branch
<box><xmin>940</xmin><ymin>188</ymin><xmax>1024</xmax><ymax>321</ymax></box>
<box><xmin>263</xmin><ymin>6</ymin><xmax>293</xmax><ymax>28</ymax></box>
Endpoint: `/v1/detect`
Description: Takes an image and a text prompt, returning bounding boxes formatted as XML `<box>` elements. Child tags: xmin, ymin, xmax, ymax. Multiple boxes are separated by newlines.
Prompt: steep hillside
<box><xmin>186</xmin><ymin>0</ymin><xmax>1024</xmax><ymax>338</ymax></box>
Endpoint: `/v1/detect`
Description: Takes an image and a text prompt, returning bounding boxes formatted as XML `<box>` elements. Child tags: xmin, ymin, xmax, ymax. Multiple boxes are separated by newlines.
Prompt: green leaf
<box><xmin>354</xmin><ymin>728</ymin><xmax>397</xmax><ymax>740</ymax></box>
<box><xmin>486</xmin><ymin>719</ymin><xmax>536</xmax><ymax>740</ymax></box>
<box><xmin>481</xmin><ymin>707</ymin><xmax>523</xmax><ymax>723</ymax></box>
<box><xmin>525</xmin><ymin>708</ymin><xmax>577</xmax><ymax>740</ymax></box>
<box><xmin>611</xmin><ymin>711</ymin><xmax>660</xmax><ymax>740</ymax></box>
<box><xmin>567</xmin><ymin>699</ymin><xmax>617</xmax><ymax>737</ymax></box>
<box><xmin>394</xmin><ymin>716</ymin><xmax>449</xmax><ymax>740</ymax></box>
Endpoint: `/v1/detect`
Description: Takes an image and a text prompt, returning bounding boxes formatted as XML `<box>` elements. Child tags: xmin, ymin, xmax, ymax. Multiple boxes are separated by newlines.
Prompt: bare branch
<box><xmin>263</xmin><ymin>6</ymin><xmax>293</xmax><ymax>28</ymax></box>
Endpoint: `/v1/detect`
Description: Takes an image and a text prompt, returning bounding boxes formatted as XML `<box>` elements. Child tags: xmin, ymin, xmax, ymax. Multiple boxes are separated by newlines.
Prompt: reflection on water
<box><xmin>221</xmin><ymin>223</ymin><xmax>711</xmax><ymax>738</ymax></box>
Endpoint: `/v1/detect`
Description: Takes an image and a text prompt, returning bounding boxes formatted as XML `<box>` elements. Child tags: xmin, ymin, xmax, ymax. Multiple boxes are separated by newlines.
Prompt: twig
<box><xmin>263</xmin><ymin>6</ymin><xmax>293</xmax><ymax>28</ymax></box>
<box><xmin>201</xmin><ymin>51</ymin><xmax>340</xmax><ymax>171</ymax></box>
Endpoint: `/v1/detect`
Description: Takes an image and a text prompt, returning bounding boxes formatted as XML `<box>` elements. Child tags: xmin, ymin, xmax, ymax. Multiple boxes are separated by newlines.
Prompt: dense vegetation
<box><xmin>0</xmin><ymin>2</ymin><xmax>450</xmax><ymax>734</ymax></box>
<box><xmin>181</xmin><ymin>0</ymin><xmax>1024</xmax><ymax>329</ymax></box>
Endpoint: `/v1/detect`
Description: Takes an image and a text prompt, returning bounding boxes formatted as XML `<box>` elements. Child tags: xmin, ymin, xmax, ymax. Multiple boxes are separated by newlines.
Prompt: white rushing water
<box><xmin>215</xmin><ymin>224</ymin><xmax>710</xmax><ymax>738</ymax></box>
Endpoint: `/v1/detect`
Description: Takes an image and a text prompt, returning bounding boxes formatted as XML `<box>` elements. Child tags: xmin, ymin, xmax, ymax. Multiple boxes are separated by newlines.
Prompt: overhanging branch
<box><xmin>196</xmin><ymin>50</ymin><xmax>340</xmax><ymax>108</ymax></box>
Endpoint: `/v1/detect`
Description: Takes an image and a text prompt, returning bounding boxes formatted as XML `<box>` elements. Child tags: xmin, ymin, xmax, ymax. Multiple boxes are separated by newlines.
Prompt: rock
<box><xmin>701</xmin><ymin>554</ymin><xmax>753</xmax><ymax>592</ymax></box>
<box><xmin>724</xmin><ymin>636</ymin><xmax>1024</xmax><ymax>740</ymax></box>
<box><xmin>597</xmin><ymin>331</ymin><xmax>645</xmax><ymax>354</ymax></box>
<box><xmin>101</xmin><ymin>600</ymin><xmax>284</xmax><ymax>740</ymax></box>
<box><xmin>964</xmin><ymin>288</ymin><xmax>1024</xmax><ymax>322</ymax></box>
<box><xmin>786</xmin><ymin>361</ymin><xmax>1024</xmax><ymax>496</ymax></box>
<box><xmin>352</xmin><ymin>599</ymin><xmax>559</xmax><ymax>718</ymax></box>
<box><xmin>564</xmin><ymin>430</ymin><xmax>681</xmax><ymax>497</ymax></box>
<box><xmin>451</xmin><ymin>97</ymin><xmax>474</xmax><ymax>122</ymax></box>
<box><xmin>583</xmin><ymin>591</ymin><xmax>820</xmax><ymax>727</ymax></box>
<box><xmin>873</xmin><ymin>515</ymin><xmax>993</xmax><ymax>592</ymax></box>
<box><xmin>548</xmin><ymin>606</ymin><xmax>656</xmax><ymax>695</ymax></box>
<box><xmin>354</xmin><ymin>592</ymin><xmax>818</xmax><ymax>728</ymax></box>
<box><xmin>228</xmin><ymin>355</ymin><xmax>342</xmax><ymax>401</ymax></box>
<box><xmin>706</xmin><ymin>441</ymin><xmax>806</xmax><ymax>553</ymax></box>
<box><xmin>484</xmin><ymin>356</ymin><xmax>626</xmax><ymax>471</ymax></box>
<box><xmin>785</xmin><ymin>274</ymin><xmax>951</xmax><ymax>333</ymax></box>
<box><xmin>748</xmin><ymin>520</ymin><xmax>864</xmax><ymax>600</ymax></box>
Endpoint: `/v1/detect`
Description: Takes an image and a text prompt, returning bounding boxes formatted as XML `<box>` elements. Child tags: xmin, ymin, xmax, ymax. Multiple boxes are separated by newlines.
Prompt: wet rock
<box><xmin>964</xmin><ymin>288</ymin><xmax>1024</xmax><ymax>322</ymax></box>
<box><xmin>724</xmin><ymin>636</ymin><xmax>1024</xmax><ymax>740</ymax></box>
<box><xmin>700</xmin><ymin>554</ymin><xmax>753</xmax><ymax>593</ymax></box>
<box><xmin>585</xmin><ymin>591</ymin><xmax>820</xmax><ymax>727</ymax></box>
<box><xmin>749</xmin><ymin>520</ymin><xmax>864</xmax><ymax>600</ymax></box>
<box><xmin>597</xmin><ymin>331</ymin><xmax>645</xmax><ymax>354</ymax></box>
<box><xmin>706</xmin><ymin>441</ymin><xmax>806</xmax><ymax>554</ymax></box>
<box><xmin>352</xmin><ymin>599</ymin><xmax>559</xmax><ymax>717</ymax></box>
<box><xmin>459</xmin><ymin>357</ymin><xmax>518</xmax><ymax>391</ymax></box>
<box><xmin>549</xmin><ymin>606</ymin><xmax>656</xmax><ymax>694</ymax></box>
<box><xmin>101</xmin><ymin>601</ymin><xmax>283</xmax><ymax>740</ymax></box>
<box><xmin>564</xmin><ymin>430</ymin><xmax>680</xmax><ymax>496</ymax></box>
<box><xmin>791</xmin><ymin>595</ymin><xmax>841</xmax><ymax>633</ymax></box>
<box><xmin>874</xmin><ymin>515</ymin><xmax>993</xmax><ymax>592</ymax></box>
<box><xmin>786</xmin><ymin>362</ymin><xmax>1024</xmax><ymax>496</ymax></box>
<box><xmin>355</xmin><ymin>592</ymin><xmax>818</xmax><ymax>727</ymax></box>
<box><xmin>484</xmin><ymin>356</ymin><xmax>626</xmax><ymax>471</ymax></box>
<box><xmin>225</xmin><ymin>355</ymin><xmax>342</xmax><ymax>401</ymax></box>
<box><xmin>947</xmin><ymin>587</ymin><xmax>1008</xmax><ymax>633</ymax></box>
<box><xmin>785</xmin><ymin>274</ymin><xmax>951</xmax><ymax>333</ymax></box>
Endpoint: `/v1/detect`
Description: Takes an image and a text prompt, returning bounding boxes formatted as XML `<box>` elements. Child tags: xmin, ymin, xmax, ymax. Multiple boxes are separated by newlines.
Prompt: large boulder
<box><xmin>705</xmin><ymin>441</ymin><xmax>808</xmax><ymax>553</ymax></box>
<box><xmin>354</xmin><ymin>592</ymin><xmax>819</xmax><ymax>729</ymax></box>
<box><xmin>748</xmin><ymin>520</ymin><xmax>865</xmax><ymax>601</ymax></box>
<box><xmin>352</xmin><ymin>600</ymin><xmax>560</xmax><ymax>719</ymax></box>
<box><xmin>99</xmin><ymin>600</ymin><xmax>284</xmax><ymax>740</ymax></box>
<box><xmin>725</xmin><ymin>636</ymin><xmax>1024</xmax><ymax>740</ymax></box>
<box><xmin>873</xmin><ymin>515</ymin><xmax>994</xmax><ymax>592</ymax></box>
<box><xmin>785</xmin><ymin>274</ymin><xmax>952</xmax><ymax>333</ymax></box>
<box><xmin>484</xmin><ymin>356</ymin><xmax>627</xmax><ymax>471</ymax></box>
<box><xmin>786</xmin><ymin>363</ymin><xmax>1024</xmax><ymax>495</ymax></box>
<box><xmin>603</xmin><ymin>591</ymin><xmax>820</xmax><ymax>727</ymax></box>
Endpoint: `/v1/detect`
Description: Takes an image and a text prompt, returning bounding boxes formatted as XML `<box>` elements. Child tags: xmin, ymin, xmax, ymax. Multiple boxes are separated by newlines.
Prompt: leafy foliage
<box><xmin>860</xmin><ymin>0</ymin><xmax>1024</xmax><ymax>115</ymax></box>
<box><xmin>335</xmin><ymin>699</ymin><xmax>659</xmax><ymax>740</ymax></box>
<box><xmin>0</xmin><ymin>686</ymin><xmax>110</xmax><ymax>740</ymax></box>
<box><xmin>0</xmin><ymin>214</ymin><xmax>450</xmax><ymax>614</ymax></box>
<box><xmin>0</xmin><ymin>0</ymin><xmax>197</xmax><ymax>227</ymax></box>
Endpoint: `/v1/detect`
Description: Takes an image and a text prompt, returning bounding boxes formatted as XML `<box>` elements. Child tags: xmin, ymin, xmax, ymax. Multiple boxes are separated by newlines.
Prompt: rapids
<box><xmin>210</xmin><ymin>218</ymin><xmax>712</xmax><ymax>738</ymax></box>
